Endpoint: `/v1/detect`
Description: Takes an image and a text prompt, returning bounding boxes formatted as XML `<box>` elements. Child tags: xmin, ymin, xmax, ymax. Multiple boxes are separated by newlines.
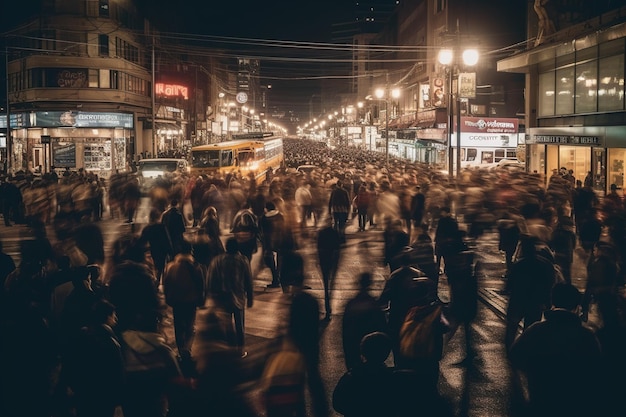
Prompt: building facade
<box><xmin>498</xmin><ymin>3</ymin><xmax>626</xmax><ymax>194</ymax></box>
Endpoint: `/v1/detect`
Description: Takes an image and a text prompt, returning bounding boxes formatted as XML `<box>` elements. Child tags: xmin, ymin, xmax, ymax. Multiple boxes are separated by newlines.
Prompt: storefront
<box><xmin>527</xmin><ymin>126</ymin><xmax>626</xmax><ymax>194</ymax></box>
<box><xmin>2</xmin><ymin>111</ymin><xmax>134</xmax><ymax>178</ymax></box>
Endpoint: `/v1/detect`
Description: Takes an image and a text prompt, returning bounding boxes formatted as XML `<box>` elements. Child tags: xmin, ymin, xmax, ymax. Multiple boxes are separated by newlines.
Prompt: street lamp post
<box><xmin>438</xmin><ymin>47</ymin><xmax>478</xmax><ymax>178</ymax></box>
<box><xmin>375</xmin><ymin>87</ymin><xmax>400</xmax><ymax>166</ymax></box>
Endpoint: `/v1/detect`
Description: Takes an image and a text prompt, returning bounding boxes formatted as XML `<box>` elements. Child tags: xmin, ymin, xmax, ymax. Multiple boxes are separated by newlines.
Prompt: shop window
<box><xmin>466</xmin><ymin>148</ymin><xmax>477</xmax><ymax>161</ymax></box>
<box><xmin>608</xmin><ymin>149</ymin><xmax>625</xmax><ymax>190</ymax></box>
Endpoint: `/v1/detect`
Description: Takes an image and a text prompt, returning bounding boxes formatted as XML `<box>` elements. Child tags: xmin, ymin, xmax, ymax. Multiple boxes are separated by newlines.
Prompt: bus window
<box><xmin>495</xmin><ymin>149</ymin><xmax>506</xmax><ymax>162</ymax></box>
<box><xmin>191</xmin><ymin>150</ymin><xmax>220</xmax><ymax>168</ymax></box>
<box><xmin>481</xmin><ymin>151</ymin><xmax>494</xmax><ymax>164</ymax></box>
<box><xmin>466</xmin><ymin>148</ymin><xmax>477</xmax><ymax>161</ymax></box>
<box><xmin>221</xmin><ymin>150</ymin><xmax>233</xmax><ymax>167</ymax></box>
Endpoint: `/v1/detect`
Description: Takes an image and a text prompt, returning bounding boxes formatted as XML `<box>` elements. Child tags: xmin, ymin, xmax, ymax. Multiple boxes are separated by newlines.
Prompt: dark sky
<box><xmin>136</xmin><ymin>0</ymin><xmax>356</xmax><ymax>116</ymax></box>
<box><xmin>138</xmin><ymin>0</ymin><xmax>353</xmax><ymax>41</ymax></box>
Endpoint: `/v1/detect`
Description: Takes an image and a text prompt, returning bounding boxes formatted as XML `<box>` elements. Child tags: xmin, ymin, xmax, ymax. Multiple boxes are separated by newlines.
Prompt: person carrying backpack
<box><xmin>378</xmin><ymin>266</ymin><xmax>449</xmax><ymax>389</ymax></box>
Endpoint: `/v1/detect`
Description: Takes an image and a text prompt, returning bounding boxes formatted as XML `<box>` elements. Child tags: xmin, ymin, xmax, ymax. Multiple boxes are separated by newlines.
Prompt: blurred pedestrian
<box><xmin>549</xmin><ymin>215</ymin><xmax>576</xmax><ymax>284</ymax></box>
<box><xmin>140</xmin><ymin>208</ymin><xmax>174</xmax><ymax>287</ymax></box>
<box><xmin>504</xmin><ymin>235</ymin><xmax>561</xmax><ymax>349</ymax></box>
<box><xmin>341</xmin><ymin>273</ymin><xmax>388</xmax><ymax>371</ymax></box>
<box><xmin>509</xmin><ymin>282</ymin><xmax>604</xmax><ymax>417</ymax></box>
<box><xmin>317</xmin><ymin>217</ymin><xmax>342</xmax><ymax>319</ymax></box>
<box><xmin>328</xmin><ymin>180</ymin><xmax>351</xmax><ymax>239</ymax></box>
<box><xmin>162</xmin><ymin>199</ymin><xmax>187</xmax><ymax>256</ymax></box>
<box><xmin>261</xmin><ymin>266</ymin><xmax>330</xmax><ymax>417</ymax></box>
<box><xmin>409</xmin><ymin>185</ymin><xmax>426</xmax><ymax>240</ymax></box>
<box><xmin>230</xmin><ymin>204</ymin><xmax>260</xmax><ymax>262</ymax></box>
<box><xmin>353</xmin><ymin>183</ymin><xmax>371</xmax><ymax>232</ymax></box>
<box><xmin>259</xmin><ymin>200</ymin><xmax>289</xmax><ymax>290</ymax></box>
<box><xmin>207</xmin><ymin>237</ymin><xmax>254</xmax><ymax>358</ymax></box>
<box><xmin>163</xmin><ymin>240</ymin><xmax>206</xmax><ymax>366</ymax></box>
<box><xmin>68</xmin><ymin>300</ymin><xmax>124</xmax><ymax>417</ymax></box>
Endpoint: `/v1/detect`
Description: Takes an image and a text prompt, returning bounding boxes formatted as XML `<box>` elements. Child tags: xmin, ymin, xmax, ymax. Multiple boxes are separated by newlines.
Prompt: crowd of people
<box><xmin>0</xmin><ymin>137</ymin><xmax>625</xmax><ymax>416</ymax></box>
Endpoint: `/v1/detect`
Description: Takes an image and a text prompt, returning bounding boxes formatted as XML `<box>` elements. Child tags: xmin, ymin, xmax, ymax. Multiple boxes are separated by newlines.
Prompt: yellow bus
<box><xmin>189</xmin><ymin>133</ymin><xmax>284</xmax><ymax>183</ymax></box>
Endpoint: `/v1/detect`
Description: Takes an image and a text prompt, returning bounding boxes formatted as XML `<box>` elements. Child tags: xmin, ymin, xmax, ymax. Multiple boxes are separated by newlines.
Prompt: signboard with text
<box><xmin>0</xmin><ymin>112</ymin><xmax>133</xmax><ymax>128</ymax></box>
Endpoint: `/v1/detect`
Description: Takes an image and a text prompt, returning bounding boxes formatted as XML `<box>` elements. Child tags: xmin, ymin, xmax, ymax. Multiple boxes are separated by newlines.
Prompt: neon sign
<box><xmin>155</xmin><ymin>83</ymin><xmax>188</xmax><ymax>100</ymax></box>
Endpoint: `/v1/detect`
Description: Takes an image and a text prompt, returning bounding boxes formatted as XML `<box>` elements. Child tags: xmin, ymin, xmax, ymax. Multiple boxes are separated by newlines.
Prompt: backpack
<box><xmin>398</xmin><ymin>303</ymin><xmax>442</xmax><ymax>360</ymax></box>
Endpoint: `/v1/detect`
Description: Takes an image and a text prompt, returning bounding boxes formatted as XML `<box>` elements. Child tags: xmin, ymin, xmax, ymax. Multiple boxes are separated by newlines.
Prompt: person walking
<box><xmin>162</xmin><ymin>240</ymin><xmax>206</xmax><ymax>366</ymax></box>
<box><xmin>259</xmin><ymin>200</ymin><xmax>288</xmax><ymax>290</ymax></box>
<box><xmin>207</xmin><ymin>237</ymin><xmax>254</xmax><ymax>358</ymax></box>
<box><xmin>295</xmin><ymin>179</ymin><xmax>313</xmax><ymax>230</ymax></box>
<box><xmin>341</xmin><ymin>273</ymin><xmax>388</xmax><ymax>371</ymax></box>
<box><xmin>140</xmin><ymin>208</ymin><xmax>175</xmax><ymax>288</ymax></box>
<box><xmin>68</xmin><ymin>300</ymin><xmax>124</xmax><ymax>417</ymax></box>
<box><xmin>328</xmin><ymin>180</ymin><xmax>351</xmax><ymax>240</ymax></box>
<box><xmin>353</xmin><ymin>183</ymin><xmax>371</xmax><ymax>232</ymax></box>
<box><xmin>409</xmin><ymin>185</ymin><xmax>426</xmax><ymax>240</ymax></box>
<box><xmin>162</xmin><ymin>199</ymin><xmax>187</xmax><ymax>256</ymax></box>
<box><xmin>230</xmin><ymin>205</ymin><xmax>260</xmax><ymax>262</ymax></box>
<box><xmin>508</xmin><ymin>282</ymin><xmax>604</xmax><ymax>417</ymax></box>
<box><xmin>504</xmin><ymin>235</ymin><xmax>561</xmax><ymax>349</ymax></box>
<box><xmin>316</xmin><ymin>218</ymin><xmax>343</xmax><ymax>320</ymax></box>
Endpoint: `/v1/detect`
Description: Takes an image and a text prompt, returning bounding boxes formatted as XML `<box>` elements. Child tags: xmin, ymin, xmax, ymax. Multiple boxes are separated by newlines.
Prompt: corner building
<box><xmin>2</xmin><ymin>0</ymin><xmax>153</xmax><ymax>177</ymax></box>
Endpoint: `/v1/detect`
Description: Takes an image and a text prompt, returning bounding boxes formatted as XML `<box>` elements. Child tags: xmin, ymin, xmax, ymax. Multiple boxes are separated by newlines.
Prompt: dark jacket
<box><xmin>207</xmin><ymin>252</ymin><xmax>253</xmax><ymax>311</ymax></box>
<box><xmin>509</xmin><ymin>309</ymin><xmax>603</xmax><ymax>417</ymax></box>
<box><xmin>140</xmin><ymin>222</ymin><xmax>174</xmax><ymax>268</ymax></box>
<box><xmin>161</xmin><ymin>206</ymin><xmax>186</xmax><ymax>254</ymax></box>
<box><xmin>163</xmin><ymin>253</ymin><xmax>205</xmax><ymax>307</ymax></box>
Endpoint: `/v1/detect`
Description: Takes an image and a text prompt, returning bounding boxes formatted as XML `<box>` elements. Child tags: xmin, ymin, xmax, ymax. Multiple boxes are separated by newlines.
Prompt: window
<box><xmin>99</xmin><ymin>34</ymin><xmax>109</xmax><ymax>56</ymax></box>
<box><xmin>575</xmin><ymin>60</ymin><xmax>597</xmax><ymax>113</ymax></box>
<box><xmin>89</xmin><ymin>69</ymin><xmax>99</xmax><ymax>87</ymax></box>
<box><xmin>538</xmin><ymin>71</ymin><xmax>555</xmax><ymax>116</ymax></box>
<box><xmin>598</xmin><ymin>54</ymin><xmax>624</xmax><ymax>111</ymax></box>
<box><xmin>99</xmin><ymin>69</ymin><xmax>110</xmax><ymax>89</ymax></box>
<box><xmin>99</xmin><ymin>0</ymin><xmax>109</xmax><ymax>17</ymax></box>
<box><xmin>555</xmin><ymin>66</ymin><xmax>574</xmax><ymax>114</ymax></box>
<box><xmin>434</xmin><ymin>0</ymin><xmax>446</xmax><ymax>13</ymax></box>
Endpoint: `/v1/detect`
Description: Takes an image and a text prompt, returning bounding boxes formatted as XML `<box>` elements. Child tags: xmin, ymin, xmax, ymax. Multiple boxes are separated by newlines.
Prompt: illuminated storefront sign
<box><xmin>462</xmin><ymin>117</ymin><xmax>518</xmax><ymax>134</ymax></box>
<box><xmin>0</xmin><ymin>112</ymin><xmax>134</xmax><ymax>128</ymax></box>
<box><xmin>155</xmin><ymin>83</ymin><xmax>189</xmax><ymax>100</ymax></box>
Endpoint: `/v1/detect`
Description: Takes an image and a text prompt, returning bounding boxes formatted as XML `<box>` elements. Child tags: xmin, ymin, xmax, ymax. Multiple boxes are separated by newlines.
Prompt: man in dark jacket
<box><xmin>207</xmin><ymin>237</ymin><xmax>254</xmax><ymax>357</ymax></box>
<box><xmin>317</xmin><ymin>218</ymin><xmax>343</xmax><ymax>319</ymax></box>
<box><xmin>328</xmin><ymin>180</ymin><xmax>351</xmax><ymax>240</ymax></box>
<box><xmin>163</xmin><ymin>240</ymin><xmax>205</xmax><ymax>362</ymax></box>
<box><xmin>140</xmin><ymin>209</ymin><xmax>174</xmax><ymax>287</ymax></box>
<box><xmin>259</xmin><ymin>201</ymin><xmax>288</xmax><ymax>289</ymax></box>
<box><xmin>509</xmin><ymin>282</ymin><xmax>604</xmax><ymax>417</ymax></box>
<box><xmin>504</xmin><ymin>235</ymin><xmax>561</xmax><ymax>349</ymax></box>
<box><xmin>161</xmin><ymin>199</ymin><xmax>187</xmax><ymax>255</ymax></box>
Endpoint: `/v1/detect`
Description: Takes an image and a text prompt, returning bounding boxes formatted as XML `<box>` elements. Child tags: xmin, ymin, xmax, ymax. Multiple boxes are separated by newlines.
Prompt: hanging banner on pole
<box><xmin>458</xmin><ymin>72</ymin><xmax>476</xmax><ymax>99</ymax></box>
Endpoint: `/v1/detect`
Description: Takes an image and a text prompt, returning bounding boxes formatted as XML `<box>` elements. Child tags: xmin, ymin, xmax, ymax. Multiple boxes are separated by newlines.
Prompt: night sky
<box><xmin>135</xmin><ymin>0</ymin><xmax>356</xmax><ymax>117</ymax></box>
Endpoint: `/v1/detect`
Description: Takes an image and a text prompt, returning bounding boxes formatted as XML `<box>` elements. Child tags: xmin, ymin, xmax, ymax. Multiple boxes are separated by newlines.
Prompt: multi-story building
<box><xmin>498</xmin><ymin>2</ymin><xmax>626</xmax><ymax>194</ymax></box>
<box><xmin>326</xmin><ymin>0</ymin><xmax>527</xmax><ymax>169</ymax></box>
<box><xmin>0</xmin><ymin>0</ymin><xmax>222</xmax><ymax>177</ymax></box>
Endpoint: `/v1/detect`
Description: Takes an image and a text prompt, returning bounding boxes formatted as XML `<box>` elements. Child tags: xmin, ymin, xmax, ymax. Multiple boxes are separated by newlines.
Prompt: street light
<box><xmin>374</xmin><ymin>87</ymin><xmax>400</xmax><ymax>166</ymax></box>
<box><xmin>438</xmin><ymin>47</ymin><xmax>479</xmax><ymax>178</ymax></box>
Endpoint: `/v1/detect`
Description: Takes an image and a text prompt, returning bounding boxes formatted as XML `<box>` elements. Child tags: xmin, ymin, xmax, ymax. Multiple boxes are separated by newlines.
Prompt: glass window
<box><xmin>466</xmin><ymin>148</ymin><xmax>477</xmax><ymax>161</ymax></box>
<box><xmin>221</xmin><ymin>150</ymin><xmax>233</xmax><ymax>167</ymax></box>
<box><xmin>538</xmin><ymin>71</ymin><xmax>555</xmax><ymax>116</ymax></box>
<box><xmin>608</xmin><ymin>148</ymin><xmax>626</xmax><ymax>191</ymax></box>
<box><xmin>191</xmin><ymin>150</ymin><xmax>220</xmax><ymax>167</ymax></box>
<box><xmin>99</xmin><ymin>34</ymin><xmax>109</xmax><ymax>56</ymax></box>
<box><xmin>89</xmin><ymin>69</ymin><xmax>99</xmax><ymax>88</ymax></box>
<box><xmin>556</xmin><ymin>66</ymin><xmax>575</xmax><ymax>114</ymax></box>
<box><xmin>99</xmin><ymin>69</ymin><xmax>110</xmax><ymax>89</ymax></box>
<box><xmin>575</xmin><ymin>60</ymin><xmax>597</xmax><ymax>113</ymax></box>
<box><xmin>598</xmin><ymin>54</ymin><xmax>624</xmax><ymax>111</ymax></box>
<box><xmin>99</xmin><ymin>0</ymin><xmax>109</xmax><ymax>17</ymax></box>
